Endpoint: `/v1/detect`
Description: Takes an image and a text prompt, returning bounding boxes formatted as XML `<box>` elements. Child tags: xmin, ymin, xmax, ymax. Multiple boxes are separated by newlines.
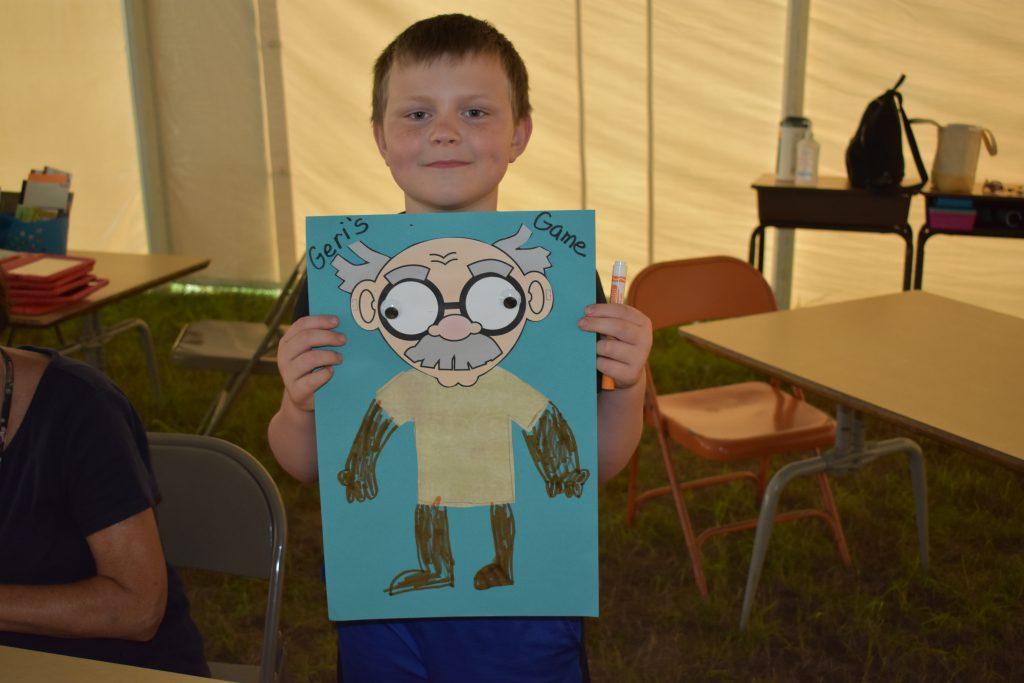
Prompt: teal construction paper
<box><xmin>307</xmin><ymin>210</ymin><xmax>598</xmax><ymax>621</ymax></box>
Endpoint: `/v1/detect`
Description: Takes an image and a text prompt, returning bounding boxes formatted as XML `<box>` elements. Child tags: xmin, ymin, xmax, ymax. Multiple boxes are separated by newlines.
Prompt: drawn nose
<box><xmin>432</xmin><ymin>315</ymin><xmax>476</xmax><ymax>341</ymax></box>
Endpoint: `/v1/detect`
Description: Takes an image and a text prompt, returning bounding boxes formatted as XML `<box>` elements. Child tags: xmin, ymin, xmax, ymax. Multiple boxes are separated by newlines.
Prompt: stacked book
<box><xmin>1</xmin><ymin>252</ymin><xmax>108</xmax><ymax>315</ymax></box>
<box><xmin>0</xmin><ymin>166</ymin><xmax>73</xmax><ymax>254</ymax></box>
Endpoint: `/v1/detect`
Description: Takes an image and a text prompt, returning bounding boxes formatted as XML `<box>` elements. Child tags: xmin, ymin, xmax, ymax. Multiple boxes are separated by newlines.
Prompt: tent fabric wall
<box><xmin>127</xmin><ymin>0</ymin><xmax>278</xmax><ymax>284</ymax></box>
<box><xmin>0</xmin><ymin>0</ymin><xmax>146</xmax><ymax>254</ymax></box>
<box><xmin>2</xmin><ymin>1</ymin><xmax>1022</xmax><ymax>315</ymax></box>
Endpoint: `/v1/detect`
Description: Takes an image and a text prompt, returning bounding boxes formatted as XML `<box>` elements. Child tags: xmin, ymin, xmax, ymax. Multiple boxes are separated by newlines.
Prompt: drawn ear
<box><xmin>523</xmin><ymin>273</ymin><xmax>553</xmax><ymax>321</ymax></box>
<box><xmin>351</xmin><ymin>282</ymin><xmax>379</xmax><ymax>330</ymax></box>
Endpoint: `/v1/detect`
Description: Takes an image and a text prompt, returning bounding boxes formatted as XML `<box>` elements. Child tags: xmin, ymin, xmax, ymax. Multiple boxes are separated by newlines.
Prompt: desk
<box><xmin>9</xmin><ymin>251</ymin><xmax>210</xmax><ymax>397</ymax></box>
<box><xmin>913</xmin><ymin>183</ymin><xmax>1024</xmax><ymax>289</ymax></box>
<box><xmin>749</xmin><ymin>174</ymin><xmax>914</xmax><ymax>291</ymax></box>
<box><xmin>679</xmin><ymin>291</ymin><xmax>1024</xmax><ymax>627</ymax></box>
<box><xmin>0</xmin><ymin>644</ymin><xmax>222</xmax><ymax>682</ymax></box>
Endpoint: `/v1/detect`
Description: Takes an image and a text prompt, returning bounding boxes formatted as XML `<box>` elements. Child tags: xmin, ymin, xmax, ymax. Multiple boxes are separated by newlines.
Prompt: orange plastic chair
<box><xmin>625</xmin><ymin>256</ymin><xmax>851</xmax><ymax>596</ymax></box>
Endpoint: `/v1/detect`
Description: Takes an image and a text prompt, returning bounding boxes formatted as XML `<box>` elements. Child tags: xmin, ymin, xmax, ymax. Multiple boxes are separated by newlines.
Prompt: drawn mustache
<box><xmin>405</xmin><ymin>333</ymin><xmax>502</xmax><ymax>371</ymax></box>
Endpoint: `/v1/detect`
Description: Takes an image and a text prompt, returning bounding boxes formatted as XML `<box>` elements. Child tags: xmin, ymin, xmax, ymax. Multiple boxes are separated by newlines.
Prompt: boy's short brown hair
<box><xmin>371</xmin><ymin>14</ymin><xmax>531</xmax><ymax>125</ymax></box>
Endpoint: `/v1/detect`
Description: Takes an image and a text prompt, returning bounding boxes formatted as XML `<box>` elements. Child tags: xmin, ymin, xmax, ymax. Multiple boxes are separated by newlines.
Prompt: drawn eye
<box><xmin>464</xmin><ymin>275</ymin><xmax>523</xmax><ymax>333</ymax></box>
<box><xmin>379</xmin><ymin>281</ymin><xmax>439</xmax><ymax>337</ymax></box>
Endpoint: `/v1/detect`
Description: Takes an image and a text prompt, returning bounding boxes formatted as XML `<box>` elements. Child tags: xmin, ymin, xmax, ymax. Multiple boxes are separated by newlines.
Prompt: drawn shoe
<box><xmin>387</xmin><ymin>567</ymin><xmax>454</xmax><ymax>595</ymax></box>
<box><xmin>474</xmin><ymin>503</ymin><xmax>516</xmax><ymax>590</ymax></box>
<box><xmin>473</xmin><ymin>562</ymin><xmax>513</xmax><ymax>590</ymax></box>
<box><xmin>387</xmin><ymin>503</ymin><xmax>455</xmax><ymax>595</ymax></box>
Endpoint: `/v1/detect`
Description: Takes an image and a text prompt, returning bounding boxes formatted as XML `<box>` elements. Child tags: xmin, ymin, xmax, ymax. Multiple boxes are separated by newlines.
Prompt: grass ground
<box><xmin>23</xmin><ymin>288</ymin><xmax>1023</xmax><ymax>682</ymax></box>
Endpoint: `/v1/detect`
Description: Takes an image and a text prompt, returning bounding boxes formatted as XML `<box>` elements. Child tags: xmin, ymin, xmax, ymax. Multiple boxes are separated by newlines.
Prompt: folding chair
<box><xmin>171</xmin><ymin>259</ymin><xmax>306</xmax><ymax>434</ymax></box>
<box><xmin>625</xmin><ymin>256</ymin><xmax>851</xmax><ymax>596</ymax></box>
<box><xmin>148</xmin><ymin>432</ymin><xmax>287</xmax><ymax>683</ymax></box>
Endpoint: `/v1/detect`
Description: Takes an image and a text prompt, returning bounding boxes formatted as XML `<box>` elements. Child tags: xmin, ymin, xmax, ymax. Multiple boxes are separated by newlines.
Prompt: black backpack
<box><xmin>845</xmin><ymin>74</ymin><xmax>928</xmax><ymax>194</ymax></box>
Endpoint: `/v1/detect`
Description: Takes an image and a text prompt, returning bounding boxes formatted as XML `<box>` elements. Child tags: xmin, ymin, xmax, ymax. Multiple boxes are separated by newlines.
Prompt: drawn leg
<box><xmin>388</xmin><ymin>504</ymin><xmax>455</xmax><ymax>595</ymax></box>
<box><xmin>474</xmin><ymin>503</ymin><xmax>515</xmax><ymax>590</ymax></box>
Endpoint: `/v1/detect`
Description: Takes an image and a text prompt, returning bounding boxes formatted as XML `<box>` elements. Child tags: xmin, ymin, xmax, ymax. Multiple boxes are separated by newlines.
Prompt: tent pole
<box><xmin>255</xmin><ymin>0</ymin><xmax>297</xmax><ymax>280</ymax></box>
<box><xmin>122</xmin><ymin>0</ymin><xmax>171</xmax><ymax>254</ymax></box>
<box><xmin>773</xmin><ymin>0</ymin><xmax>811</xmax><ymax>309</ymax></box>
<box><xmin>646</xmin><ymin>0</ymin><xmax>654</xmax><ymax>267</ymax></box>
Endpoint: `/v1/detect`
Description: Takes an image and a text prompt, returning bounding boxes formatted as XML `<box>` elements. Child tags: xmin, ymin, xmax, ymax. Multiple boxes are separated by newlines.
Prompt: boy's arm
<box><xmin>580</xmin><ymin>301</ymin><xmax>652</xmax><ymax>482</ymax></box>
<box><xmin>268</xmin><ymin>314</ymin><xmax>346</xmax><ymax>483</ymax></box>
<box><xmin>596</xmin><ymin>372</ymin><xmax>646</xmax><ymax>482</ymax></box>
<box><xmin>268</xmin><ymin>395</ymin><xmax>321</xmax><ymax>482</ymax></box>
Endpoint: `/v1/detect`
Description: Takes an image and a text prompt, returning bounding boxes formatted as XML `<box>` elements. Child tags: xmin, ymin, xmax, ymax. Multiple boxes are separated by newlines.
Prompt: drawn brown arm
<box><xmin>522</xmin><ymin>401</ymin><xmax>590</xmax><ymax>498</ymax></box>
<box><xmin>338</xmin><ymin>399</ymin><xmax>398</xmax><ymax>503</ymax></box>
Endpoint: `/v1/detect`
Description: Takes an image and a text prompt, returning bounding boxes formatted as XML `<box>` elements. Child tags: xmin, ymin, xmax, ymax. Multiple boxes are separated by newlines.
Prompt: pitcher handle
<box><xmin>982</xmin><ymin>128</ymin><xmax>998</xmax><ymax>156</ymax></box>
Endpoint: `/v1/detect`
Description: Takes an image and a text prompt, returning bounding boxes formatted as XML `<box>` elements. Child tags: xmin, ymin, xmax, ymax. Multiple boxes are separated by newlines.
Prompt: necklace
<box><xmin>0</xmin><ymin>348</ymin><xmax>13</xmax><ymax>459</ymax></box>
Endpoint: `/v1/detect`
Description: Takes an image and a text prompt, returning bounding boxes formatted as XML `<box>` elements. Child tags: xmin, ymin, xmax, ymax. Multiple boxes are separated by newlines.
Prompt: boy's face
<box><xmin>373</xmin><ymin>53</ymin><xmax>532</xmax><ymax>214</ymax></box>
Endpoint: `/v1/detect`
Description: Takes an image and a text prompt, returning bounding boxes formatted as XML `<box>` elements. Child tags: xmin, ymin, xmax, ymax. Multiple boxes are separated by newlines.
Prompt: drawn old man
<box><xmin>333</xmin><ymin>225</ymin><xmax>588</xmax><ymax>595</ymax></box>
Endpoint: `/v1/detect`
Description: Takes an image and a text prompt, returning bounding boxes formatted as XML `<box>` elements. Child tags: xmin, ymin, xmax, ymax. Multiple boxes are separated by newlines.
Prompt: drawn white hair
<box><xmin>331</xmin><ymin>224</ymin><xmax>550</xmax><ymax>292</ymax></box>
<box><xmin>494</xmin><ymin>225</ymin><xmax>550</xmax><ymax>274</ymax></box>
<box><xmin>331</xmin><ymin>242</ymin><xmax>391</xmax><ymax>293</ymax></box>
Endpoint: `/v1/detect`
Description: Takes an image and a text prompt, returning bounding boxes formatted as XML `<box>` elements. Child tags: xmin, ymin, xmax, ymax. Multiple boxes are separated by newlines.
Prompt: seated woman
<box><xmin>0</xmin><ymin>275</ymin><xmax>208</xmax><ymax>676</ymax></box>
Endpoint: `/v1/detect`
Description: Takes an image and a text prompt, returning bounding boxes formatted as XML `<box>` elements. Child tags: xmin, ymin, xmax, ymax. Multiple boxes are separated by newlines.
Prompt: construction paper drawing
<box><xmin>307</xmin><ymin>210</ymin><xmax>597</xmax><ymax>621</ymax></box>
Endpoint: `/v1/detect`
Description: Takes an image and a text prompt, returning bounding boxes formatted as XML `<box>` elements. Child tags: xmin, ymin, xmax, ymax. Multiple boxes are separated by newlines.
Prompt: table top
<box><xmin>752</xmin><ymin>173</ymin><xmax>855</xmax><ymax>192</ymax></box>
<box><xmin>678</xmin><ymin>291</ymin><xmax>1024</xmax><ymax>469</ymax></box>
<box><xmin>9</xmin><ymin>250</ymin><xmax>210</xmax><ymax>328</ymax></box>
<box><xmin>0</xmin><ymin>645</ymin><xmax>223</xmax><ymax>683</ymax></box>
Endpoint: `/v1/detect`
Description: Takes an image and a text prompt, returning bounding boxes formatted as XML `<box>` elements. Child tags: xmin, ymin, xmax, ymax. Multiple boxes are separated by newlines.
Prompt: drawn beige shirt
<box><xmin>376</xmin><ymin>367</ymin><xmax>549</xmax><ymax>507</ymax></box>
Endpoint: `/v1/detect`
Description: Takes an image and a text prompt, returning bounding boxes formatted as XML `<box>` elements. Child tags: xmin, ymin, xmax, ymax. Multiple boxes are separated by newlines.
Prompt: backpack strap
<box><xmin>894</xmin><ymin>89</ymin><xmax>929</xmax><ymax>194</ymax></box>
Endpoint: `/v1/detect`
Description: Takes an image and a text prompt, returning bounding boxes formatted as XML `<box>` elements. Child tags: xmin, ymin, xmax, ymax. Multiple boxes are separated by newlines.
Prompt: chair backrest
<box><xmin>148</xmin><ymin>432</ymin><xmax>287</xmax><ymax>683</ymax></box>
<box><xmin>263</xmin><ymin>257</ymin><xmax>307</xmax><ymax>332</ymax></box>
<box><xmin>626</xmin><ymin>256</ymin><xmax>778</xmax><ymax>332</ymax></box>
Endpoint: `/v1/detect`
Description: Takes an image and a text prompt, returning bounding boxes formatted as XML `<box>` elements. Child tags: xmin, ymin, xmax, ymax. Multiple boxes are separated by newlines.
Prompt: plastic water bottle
<box><xmin>776</xmin><ymin>116</ymin><xmax>810</xmax><ymax>181</ymax></box>
<box><xmin>795</xmin><ymin>130</ymin><xmax>820</xmax><ymax>185</ymax></box>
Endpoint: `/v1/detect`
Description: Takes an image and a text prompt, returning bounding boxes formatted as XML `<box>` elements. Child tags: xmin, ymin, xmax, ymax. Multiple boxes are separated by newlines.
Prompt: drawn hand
<box><xmin>338</xmin><ymin>466</ymin><xmax>378</xmax><ymax>503</ymax></box>
<box><xmin>276</xmin><ymin>314</ymin><xmax>346</xmax><ymax>412</ymax></box>
<box><xmin>578</xmin><ymin>302</ymin><xmax>652</xmax><ymax>390</ymax></box>
<box><xmin>544</xmin><ymin>467</ymin><xmax>590</xmax><ymax>499</ymax></box>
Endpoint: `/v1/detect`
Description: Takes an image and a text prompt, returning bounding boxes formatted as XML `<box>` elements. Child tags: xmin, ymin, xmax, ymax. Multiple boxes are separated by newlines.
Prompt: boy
<box><xmin>269</xmin><ymin>13</ymin><xmax>652</xmax><ymax>682</ymax></box>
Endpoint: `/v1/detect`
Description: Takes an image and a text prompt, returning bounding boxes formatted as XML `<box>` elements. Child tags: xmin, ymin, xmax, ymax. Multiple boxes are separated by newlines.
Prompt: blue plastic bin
<box><xmin>0</xmin><ymin>190</ymin><xmax>70</xmax><ymax>254</ymax></box>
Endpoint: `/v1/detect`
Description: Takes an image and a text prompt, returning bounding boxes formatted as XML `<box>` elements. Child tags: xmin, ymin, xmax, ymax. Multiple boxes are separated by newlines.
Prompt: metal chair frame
<box><xmin>171</xmin><ymin>259</ymin><xmax>306</xmax><ymax>434</ymax></box>
<box><xmin>148</xmin><ymin>432</ymin><xmax>287</xmax><ymax>683</ymax></box>
<box><xmin>625</xmin><ymin>256</ymin><xmax>851</xmax><ymax>597</ymax></box>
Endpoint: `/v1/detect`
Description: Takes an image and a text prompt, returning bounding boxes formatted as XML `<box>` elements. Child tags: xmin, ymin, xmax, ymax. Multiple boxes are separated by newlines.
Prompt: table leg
<box><xmin>748</xmin><ymin>225</ymin><xmax>767</xmax><ymax>271</ymax></box>
<box><xmin>58</xmin><ymin>316</ymin><xmax>163</xmax><ymax>401</ymax></box>
<box><xmin>914</xmin><ymin>224</ymin><xmax>935</xmax><ymax>289</ymax></box>
<box><xmin>738</xmin><ymin>404</ymin><xmax>929</xmax><ymax>629</ymax></box>
<box><xmin>78</xmin><ymin>313</ymin><xmax>106</xmax><ymax>369</ymax></box>
<box><xmin>897</xmin><ymin>222</ymin><xmax>913</xmax><ymax>291</ymax></box>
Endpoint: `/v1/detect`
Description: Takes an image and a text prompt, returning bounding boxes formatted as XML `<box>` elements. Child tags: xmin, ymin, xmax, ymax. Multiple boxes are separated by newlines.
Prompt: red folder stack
<box><xmin>1</xmin><ymin>253</ymin><xmax>108</xmax><ymax>315</ymax></box>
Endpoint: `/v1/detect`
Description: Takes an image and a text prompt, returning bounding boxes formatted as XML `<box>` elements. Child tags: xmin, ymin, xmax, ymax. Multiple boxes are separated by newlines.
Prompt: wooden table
<box><xmin>8</xmin><ymin>251</ymin><xmax>209</xmax><ymax>397</ymax></box>
<box><xmin>679</xmin><ymin>290</ymin><xmax>1024</xmax><ymax>627</ymax></box>
<box><xmin>914</xmin><ymin>182</ymin><xmax>1024</xmax><ymax>289</ymax></box>
<box><xmin>0</xmin><ymin>644</ymin><xmax>223</xmax><ymax>683</ymax></box>
<box><xmin>749</xmin><ymin>174</ymin><xmax>914</xmax><ymax>291</ymax></box>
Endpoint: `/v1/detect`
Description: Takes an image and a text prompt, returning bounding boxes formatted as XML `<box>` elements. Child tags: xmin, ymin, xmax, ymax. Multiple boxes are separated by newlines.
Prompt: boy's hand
<box><xmin>578</xmin><ymin>303</ymin><xmax>653</xmax><ymax>389</ymax></box>
<box><xmin>276</xmin><ymin>314</ymin><xmax>347</xmax><ymax>412</ymax></box>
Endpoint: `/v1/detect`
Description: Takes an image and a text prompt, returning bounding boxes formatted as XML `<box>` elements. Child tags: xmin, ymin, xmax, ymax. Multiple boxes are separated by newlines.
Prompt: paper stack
<box><xmin>20</xmin><ymin>167</ymin><xmax>72</xmax><ymax>219</ymax></box>
<box><xmin>1</xmin><ymin>252</ymin><xmax>108</xmax><ymax>316</ymax></box>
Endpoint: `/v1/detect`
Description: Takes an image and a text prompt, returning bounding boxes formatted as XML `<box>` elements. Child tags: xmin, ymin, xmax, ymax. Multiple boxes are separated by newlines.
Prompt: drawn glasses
<box><xmin>379</xmin><ymin>273</ymin><xmax>526</xmax><ymax>341</ymax></box>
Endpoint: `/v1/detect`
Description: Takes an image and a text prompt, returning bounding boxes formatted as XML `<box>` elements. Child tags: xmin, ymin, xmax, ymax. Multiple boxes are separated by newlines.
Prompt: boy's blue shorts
<box><xmin>336</xmin><ymin>616</ymin><xmax>586</xmax><ymax>682</ymax></box>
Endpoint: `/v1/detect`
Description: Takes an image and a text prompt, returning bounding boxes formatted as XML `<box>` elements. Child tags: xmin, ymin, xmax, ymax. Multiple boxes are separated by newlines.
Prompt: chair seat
<box><xmin>171</xmin><ymin>319</ymin><xmax>283</xmax><ymax>373</ymax></box>
<box><xmin>657</xmin><ymin>381</ymin><xmax>836</xmax><ymax>461</ymax></box>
